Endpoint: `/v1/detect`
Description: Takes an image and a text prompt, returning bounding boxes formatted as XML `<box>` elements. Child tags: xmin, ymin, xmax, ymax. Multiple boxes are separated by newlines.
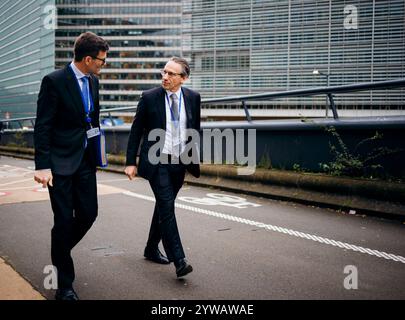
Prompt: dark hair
<box><xmin>74</xmin><ymin>32</ymin><xmax>109</xmax><ymax>62</ymax></box>
<box><xmin>169</xmin><ymin>56</ymin><xmax>190</xmax><ymax>77</ymax></box>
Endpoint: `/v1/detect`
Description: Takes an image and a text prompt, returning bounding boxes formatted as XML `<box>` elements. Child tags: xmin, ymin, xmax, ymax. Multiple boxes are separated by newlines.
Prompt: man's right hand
<box><xmin>34</xmin><ymin>169</ymin><xmax>53</xmax><ymax>188</ymax></box>
<box><xmin>125</xmin><ymin>166</ymin><xmax>137</xmax><ymax>180</ymax></box>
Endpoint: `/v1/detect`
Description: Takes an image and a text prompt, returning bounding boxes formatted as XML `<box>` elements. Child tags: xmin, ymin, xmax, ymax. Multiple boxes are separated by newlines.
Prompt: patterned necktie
<box><xmin>81</xmin><ymin>76</ymin><xmax>91</xmax><ymax>113</ymax></box>
<box><xmin>170</xmin><ymin>93</ymin><xmax>179</xmax><ymax>120</ymax></box>
<box><xmin>170</xmin><ymin>93</ymin><xmax>181</xmax><ymax>156</ymax></box>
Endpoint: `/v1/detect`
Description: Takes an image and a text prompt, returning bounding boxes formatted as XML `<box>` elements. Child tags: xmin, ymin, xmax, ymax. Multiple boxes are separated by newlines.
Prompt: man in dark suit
<box><xmin>34</xmin><ymin>32</ymin><xmax>109</xmax><ymax>300</ymax></box>
<box><xmin>125</xmin><ymin>57</ymin><xmax>201</xmax><ymax>278</ymax></box>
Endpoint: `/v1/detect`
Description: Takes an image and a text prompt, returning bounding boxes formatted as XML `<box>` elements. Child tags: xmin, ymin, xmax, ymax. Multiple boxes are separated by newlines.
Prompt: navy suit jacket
<box><xmin>34</xmin><ymin>65</ymin><xmax>100</xmax><ymax>175</ymax></box>
<box><xmin>126</xmin><ymin>86</ymin><xmax>201</xmax><ymax>180</ymax></box>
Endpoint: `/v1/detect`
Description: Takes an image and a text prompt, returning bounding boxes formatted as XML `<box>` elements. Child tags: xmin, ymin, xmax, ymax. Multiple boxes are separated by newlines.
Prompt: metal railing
<box><xmin>201</xmin><ymin>78</ymin><xmax>405</xmax><ymax>121</ymax></box>
<box><xmin>1</xmin><ymin>78</ymin><xmax>404</xmax><ymax>128</ymax></box>
<box><xmin>0</xmin><ymin>106</ymin><xmax>138</xmax><ymax>130</ymax></box>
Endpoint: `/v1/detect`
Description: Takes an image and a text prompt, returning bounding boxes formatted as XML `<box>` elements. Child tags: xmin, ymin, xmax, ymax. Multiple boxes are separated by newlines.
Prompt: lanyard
<box><xmin>69</xmin><ymin>65</ymin><xmax>94</xmax><ymax>127</ymax></box>
<box><xmin>165</xmin><ymin>91</ymin><xmax>182</xmax><ymax>124</ymax></box>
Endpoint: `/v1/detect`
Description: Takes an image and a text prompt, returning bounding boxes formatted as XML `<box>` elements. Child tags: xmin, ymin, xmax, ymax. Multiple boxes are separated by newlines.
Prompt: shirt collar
<box><xmin>166</xmin><ymin>87</ymin><xmax>182</xmax><ymax>100</ymax></box>
<box><xmin>70</xmin><ymin>61</ymin><xmax>88</xmax><ymax>80</ymax></box>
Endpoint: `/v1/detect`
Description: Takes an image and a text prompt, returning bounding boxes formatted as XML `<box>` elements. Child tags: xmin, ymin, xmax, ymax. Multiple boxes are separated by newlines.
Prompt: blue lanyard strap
<box><xmin>165</xmin><ymin>91</ymin><xmax>182</xmax><ymax>122</ymax></box>
<box><xmin>69</xmin><ymin>65</ymin><xmax>94</xmax><ymax>124</ymax></box>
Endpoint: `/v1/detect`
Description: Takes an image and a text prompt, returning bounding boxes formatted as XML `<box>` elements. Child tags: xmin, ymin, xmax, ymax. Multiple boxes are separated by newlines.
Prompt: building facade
<box><xmin>183</xmin><ymin>0</ymin><xmax>405</xmax><ymax>117</ymax></box>
<box><xmin>55</xmin><ymin>0</ymin><xmax>183</xmax><ymax>109</ymax></box>
<box><xmin>0</xmin><ymin>0</ymin><xmax>55</xmax><ymax>119</ymax></box>
<box><xmin>0</xmin><ymin>0</ymin><xmax>404</xmax><ymax>119</ymax></box>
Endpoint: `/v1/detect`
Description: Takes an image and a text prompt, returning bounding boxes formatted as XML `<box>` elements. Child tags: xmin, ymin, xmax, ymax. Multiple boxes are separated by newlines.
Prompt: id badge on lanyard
<box><xmin>84</xmin><ymin>89</ymin><xmax>99</xmax><ymax>139</ymax></box>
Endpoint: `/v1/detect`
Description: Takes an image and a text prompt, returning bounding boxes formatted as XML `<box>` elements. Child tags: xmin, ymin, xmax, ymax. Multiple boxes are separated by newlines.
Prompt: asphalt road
<box><xmin>0</xmin><ymin>156</ymin><xmax>404</xmax><ymax>300</ymax></box>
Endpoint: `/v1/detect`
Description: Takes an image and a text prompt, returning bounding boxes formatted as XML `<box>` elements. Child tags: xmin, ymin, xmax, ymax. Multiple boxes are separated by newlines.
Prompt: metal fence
<box><xmin>1</xmin><ymin>78</ymin><xmax>405</xmax><ymax>128</ymax></box>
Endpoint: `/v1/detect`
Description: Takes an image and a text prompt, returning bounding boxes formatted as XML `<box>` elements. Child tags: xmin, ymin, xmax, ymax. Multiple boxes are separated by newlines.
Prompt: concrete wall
<box><xmin>1</xmin><ymin>117</ymin><xmax>404</xmax><ymax>179</ymax></box>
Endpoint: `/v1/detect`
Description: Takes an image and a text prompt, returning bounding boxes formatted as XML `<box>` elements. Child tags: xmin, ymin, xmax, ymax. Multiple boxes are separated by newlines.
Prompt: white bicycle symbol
<box><xmin>178</xmin><ymin>193</ymin><xmax>261</xmax><ymax>209</ymax></box>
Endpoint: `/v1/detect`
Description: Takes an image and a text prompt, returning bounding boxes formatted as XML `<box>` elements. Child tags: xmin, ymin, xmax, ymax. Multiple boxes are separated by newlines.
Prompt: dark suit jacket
<box><xmin>126</xmin><ymin>86</ymin><xmax>201</xmax><ymax>180</ymax></box>
<box><xmin>34</xmin><ymin>64</ymin><xmax>100</xmax><ymax>175</ymax></box>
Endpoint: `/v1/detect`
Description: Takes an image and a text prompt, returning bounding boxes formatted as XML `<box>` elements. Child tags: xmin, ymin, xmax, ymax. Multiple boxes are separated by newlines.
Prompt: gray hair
<box><xmin>169</xmin><ymin>56</ymin><xmax>190</xmax><ymax>77</ymax></box>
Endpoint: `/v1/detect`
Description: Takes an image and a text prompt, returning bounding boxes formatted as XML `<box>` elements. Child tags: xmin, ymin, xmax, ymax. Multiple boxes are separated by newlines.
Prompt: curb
<box><xmin>1</xmin><ymin>146</ymin><xmax>404</xmax><ymax>221</ymax></box>
<box><xmin>0</xmin><ymin>257</ymin><xmax>45</xmax><ymax>300</ymax></box>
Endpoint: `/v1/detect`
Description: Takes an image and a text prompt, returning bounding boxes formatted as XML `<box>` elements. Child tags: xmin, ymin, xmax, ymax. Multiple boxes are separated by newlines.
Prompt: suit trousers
<box><xmin>48</xmin><ymin>149</ymin><xmax>98</xmax><ymax>289</ymax></box>
<box><xmin>147</xmin><ymin>161</ymin><xmax>186</xmax><ymax>263</ymax></box>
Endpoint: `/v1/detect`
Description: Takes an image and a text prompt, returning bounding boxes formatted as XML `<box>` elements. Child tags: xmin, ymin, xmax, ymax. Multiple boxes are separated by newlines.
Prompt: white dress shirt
<box><xmin>162</xmin><ymin>87</ymin><xmax>187</xmax><ymax>155</ymax></box>
<box><xmin>69</xmin><ymin>61</ymin><xmax>88</xmax><ymax>92</ymax></box>
<box><xmin>70</xmin><ymin>62</ymin><xmax>92</xmax><ymax>148</ymax></box>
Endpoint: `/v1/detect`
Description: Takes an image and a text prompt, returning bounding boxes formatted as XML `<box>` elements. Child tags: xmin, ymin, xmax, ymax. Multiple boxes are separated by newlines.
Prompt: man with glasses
<box><xmin>125</xmin><ymin>57</ymin><xmax>201</xmax><ymax>278</ymax></box>
<box><xmin>34</xmin><ymin>32</ymin><xmax>109</xmax><ymax>300</ymax></box>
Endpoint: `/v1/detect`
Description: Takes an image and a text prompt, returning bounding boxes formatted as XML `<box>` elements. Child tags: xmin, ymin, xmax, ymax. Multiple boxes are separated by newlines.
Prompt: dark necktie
<box><xmin>170</xmin><ymin>93</ymin><xmax>181</xmax><ymax>156</ymax></box>
<box><xmin>170</xmin><ymin>93</ymin><xmax>179</xmax><ymax>120</ymax></box>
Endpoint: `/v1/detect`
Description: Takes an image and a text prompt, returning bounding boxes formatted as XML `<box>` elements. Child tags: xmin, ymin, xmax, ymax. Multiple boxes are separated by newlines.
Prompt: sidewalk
<box><xmin>1</xmin><ymin>146</ymin><xmax>404</xmax><ymax>220</ymax></box>
<box><xmin>0</xmin><ymin>257</ymin><xmax>45</xmax><ymax>300</ymax></box>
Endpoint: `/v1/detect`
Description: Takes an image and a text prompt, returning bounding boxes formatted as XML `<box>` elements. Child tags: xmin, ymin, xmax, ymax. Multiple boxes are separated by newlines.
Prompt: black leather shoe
<box><xmin>175</xmin><ymin>259</ymin><xmax>193</xmax><ymax>278</ymax></box>
<box><xmin>55</xmin><ymin>288</ymin><xmax>79</xmax><ymax>301</ymax></box>
<box><xmin>144</xmin><ymin>247</ymin><xmax>170</xmax><ymax>265</ymax></box>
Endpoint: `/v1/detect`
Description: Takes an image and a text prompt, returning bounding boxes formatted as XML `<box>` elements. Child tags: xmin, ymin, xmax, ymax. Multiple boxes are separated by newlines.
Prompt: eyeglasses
<box><xmin>160</xmin><ymin>69</ymin><xmax>182</xmax><ymax>77</ymax></box>
<box><xmin>91</xmin><ymin>56</ymin><xmax>106</xmax><ymax>65</ymax></box>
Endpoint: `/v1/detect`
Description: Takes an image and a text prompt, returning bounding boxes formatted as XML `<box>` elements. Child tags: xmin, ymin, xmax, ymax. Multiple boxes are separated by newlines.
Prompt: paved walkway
<box><xmin>0</xmin><ymin>257</ymin><xmax>44</xmax><ymax>300</ymax></box>
<box><xmin>1</xmin><ymin>156</ymin><xmax>405</xmax><ymax>300</ymax></box>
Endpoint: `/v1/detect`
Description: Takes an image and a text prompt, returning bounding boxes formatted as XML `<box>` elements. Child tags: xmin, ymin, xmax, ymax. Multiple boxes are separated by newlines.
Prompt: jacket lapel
<box><xmin>181</xmin><ymin>87</ymin><xmax>193</xmax><ymax>129</ymax></box>
<box><xmin>64</xmin><ymin>65</ymin><xmax>86</xmax><ymax>123</ymax></box>
<box><xmin>155</xmin><ymin>87</ymin><xmax>166</xmax><ymax>130</ymax></box>
<box><xmin>88</xmin><ymin>75</ymin><xmax>97</xmax><ymax>111</ymax></box>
